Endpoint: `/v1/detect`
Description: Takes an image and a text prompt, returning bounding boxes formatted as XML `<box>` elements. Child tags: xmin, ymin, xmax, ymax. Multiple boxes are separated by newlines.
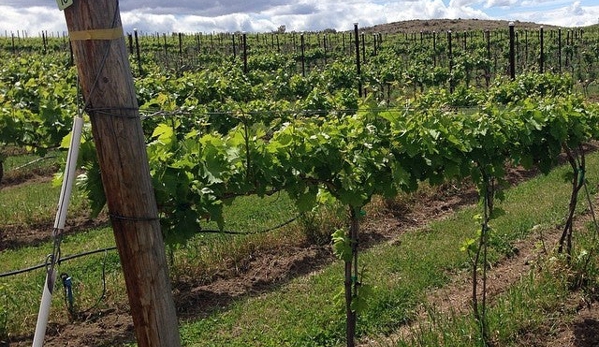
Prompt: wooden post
<box><xmin>485</xmin><ymin>30</ymin><xmax>491</xmax><ymax>88</ymax></box>
<box><xmin>558</xmin><ymin>28</ymin><xmax>562</xmax><ymax>73</ymax></box>
<box><xmin>432</xmin><ymin>31</ymin><xmax>436</xmax><ymax>67</ymax></box>
<box><xmin>242</xmin><ymin>33</ymin><xmax>248</xmax><ymax>74</ymax></box>
<box><xmin>509</xmin><ymin>22</ymin><xmax>516</xmax><ymax>80</ymax></box>
<box><xmin>300</xmin><ymin>33</ymin><xmax>306</xmax><ymax>77</ymax></box>
<box><xmin>448</xmin><ymin>30</ymin><xmax>454</xmax><ymax>93</ymax></box>
<box><xmin>323</xmin><ymin>34</ymin><xmax>327</xmax><ymax>65</ymax></box>
<box><xmin>354</xmin><ymin>23</ymin><xmax>362</xmax><ymax>97</ymax></box>
<box><xmin>232</xmin><ymin>34</ymin><xmax>237</xmax><ymax>60</ymax></box>
<box><xmin>539</xmin><ymin>26</ymin><xmax>544</xmax><ymax>74</ymax></box>
<box><xmin>134</xmin><ymin>28</ymin><xmax>142</xmax><ymax>76</ymax></box>
<box><xmin>63</xmin><ymin>1</ymin><xmax>181</xmax><ymax>346</ymax></box>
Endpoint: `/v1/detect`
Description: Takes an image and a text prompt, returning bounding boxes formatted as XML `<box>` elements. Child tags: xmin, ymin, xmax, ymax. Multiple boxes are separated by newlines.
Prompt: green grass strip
<box><xmin>179</xmin><ymin>153</ymin><xmax>599</xmax><ymax>346</ymax></box>
<box><xmin>0</xmin><ymin>190</ymin><xmax>298</xmax><ymax>337</ymax></box>
<box><xmin>0</xmin><ymin>181</ymin><xmax>88</xmax><ymax>225</ymax></box>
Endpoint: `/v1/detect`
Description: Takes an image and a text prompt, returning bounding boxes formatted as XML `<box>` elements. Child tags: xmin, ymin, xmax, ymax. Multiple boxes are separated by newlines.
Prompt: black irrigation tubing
<box><xmin>0</xmin><ymin>214</ymin><xmax>301</xmax><ymax>279</ymax></box>
<box><xmin>0</xmin><ymin>246</ymin><xmax>118</xmax><ymax>279</ymax></box>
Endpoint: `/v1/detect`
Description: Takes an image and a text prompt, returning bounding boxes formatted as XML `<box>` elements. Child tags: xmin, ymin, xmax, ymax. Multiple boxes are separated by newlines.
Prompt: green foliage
<box><xmin>350</xmin><ymin>268</ymin><xmax>374</xmax><ymax>314</ymax></box>
<box><xmin>3</xmin><ymin>38</ymin><xmax>598</xmax><ymax>250</ymax></box>
<box><xmin>332</xmin><ymin>229</ymin><xmax>352</xmax><ymax>262</ymax></box>
<box><xmin>67</xmin><ymin>73</ymin><xmax>599</xmax><ymax>247</ymax></box>
<box><xmin>0</xmin><ymin>56</ymin><xmax>77</xmax><ymax>154</ymax></box>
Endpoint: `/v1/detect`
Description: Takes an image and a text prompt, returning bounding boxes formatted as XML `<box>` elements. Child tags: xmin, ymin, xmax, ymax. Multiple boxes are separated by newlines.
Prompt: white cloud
<box><xmin>570</xmin><ymin>0</ymin><xmax>584</xmax><ymax>16</ymax></box>
<box><xmin>520</xmin><ymin>0</ymin><xmax>571</xmax><ymax>7</ymax></box>
<box><xmin>122</xmin><ymin>12</ymin><xmax>178</xmax><ymax>33</ymax></box>
<box><xmin>485</xmin><ymin>0</ymin><xmax>519</xmax><ymax>9</ymax></box>
<box><xmin>371</xmin><ymin>0</ymin><xmax>489</xmax><ymax>25</ymax></box>
<box><xmin>450</xmin><ymin>0</ymin><xmax>483</xmax><ymax>8</ymax></box>
<box><xmin>0</xmin><ymin>0</ymin><xmax>595</xmax><ymax>37</ymax></box>
<box><xmin>509</xmin><ymin>1</ymin><xmax>599</xmax><ymax>27</ymax></box>
<box><xmin>0</xmin><ymin>6</ymin><xmax>65</xmax><ymax>36</ymax></box>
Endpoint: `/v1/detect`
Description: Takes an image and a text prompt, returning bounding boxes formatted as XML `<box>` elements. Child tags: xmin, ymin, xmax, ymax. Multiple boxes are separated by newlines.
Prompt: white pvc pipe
<box><xmin>32</xmin><ymin>269</ymin><xmax>56</xmax><ymax>347</ymax></box>
<box><xmin>33</xmin><ymin>116</ymin><xmax>83</xmax><ymax>346</ymax></box>
<box><xmin>54</xmin><ymin>116</ymin><xmax>84</xmax><ymax>230</ymax></box>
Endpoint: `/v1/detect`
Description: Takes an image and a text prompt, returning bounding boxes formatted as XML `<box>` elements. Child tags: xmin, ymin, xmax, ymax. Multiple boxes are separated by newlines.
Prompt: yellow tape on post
<box><xmin>69</xmin><ymin>27</ymin><xmax>124</xmax><ymax>41</ymax></box>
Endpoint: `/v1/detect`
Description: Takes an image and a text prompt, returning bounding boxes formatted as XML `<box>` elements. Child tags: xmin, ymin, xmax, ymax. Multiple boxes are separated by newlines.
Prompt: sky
<box><xmin>0</xmin><ymin>0</ymin><xmax>597</xmax><ymax>36</ymax></box>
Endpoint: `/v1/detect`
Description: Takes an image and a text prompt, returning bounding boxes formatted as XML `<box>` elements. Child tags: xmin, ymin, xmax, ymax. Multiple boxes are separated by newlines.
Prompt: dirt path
<box><xmin>359</xmin><ymin>193</ymin><xmax>599</xmax><ymax>347</ymax></box>
<box><xmin>536</xmin><ymin>217</ymin><xmax>599</xmax><ymax>347</ymax></box>
<box><xmin>542</xmin><ymin>301</ymin><xmax>599</xmax><ymax>347</ymax></box>
<box><xmin>359</xmin><ymin>223</ymin><xmax>563</xmax><ymax>346</ymax></box>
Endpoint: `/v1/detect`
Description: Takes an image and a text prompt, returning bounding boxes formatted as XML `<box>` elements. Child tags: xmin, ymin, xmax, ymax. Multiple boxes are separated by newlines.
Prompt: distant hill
<box><xmin>359</xmin><ymin>18</ymin><xmax>559</xmax><ymax>34</ymax></box>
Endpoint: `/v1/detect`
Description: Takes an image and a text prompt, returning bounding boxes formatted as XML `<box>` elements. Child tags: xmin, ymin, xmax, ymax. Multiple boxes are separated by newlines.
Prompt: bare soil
<box><xmin>359</xmin><ymin>215</ymin><xmax>563</xmax><ymax>346</ymax></box>
<box><xmin>360</xmin><ymin>179</ymin><xmax>599</xmax><ymax>346</ymax></box>
<box><xmin>0</xmin><ymin>215</ymin><xmax>110</xmax><ymax>252</ymax></box>
<box><xmin>0</xmin><ymin>155</ymin><xmax>60</xmax><ymax>188</ymax></box>
<box><xmin>542</xmin><ymin>301</ymin><xmax>599</xmax><ymax>347</ymax></box>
